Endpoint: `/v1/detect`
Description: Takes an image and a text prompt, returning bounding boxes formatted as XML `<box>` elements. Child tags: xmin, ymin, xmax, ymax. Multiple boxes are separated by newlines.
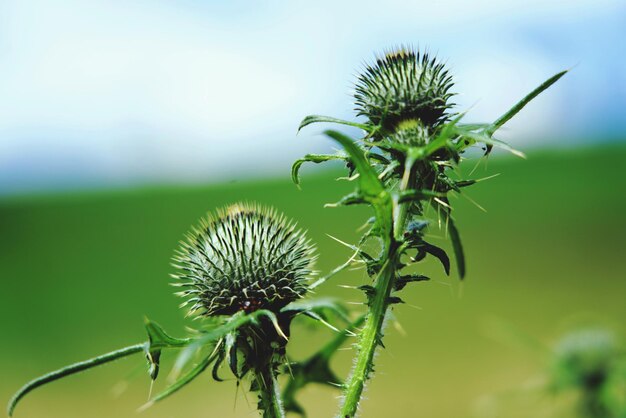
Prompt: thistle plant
<box><xmin>8</xmin><ymin>46</ymin><xmax>567</xmax><ymax>418</ymax></box>
<box><xmin>7</xmin><ymin>203</ymin><xmax>349</xmax><ymax>418</ymax></box>
<box><xmin>293</xmin><ymin>47</ymin><xmax>566</xmax><ymax>417</ymax></box>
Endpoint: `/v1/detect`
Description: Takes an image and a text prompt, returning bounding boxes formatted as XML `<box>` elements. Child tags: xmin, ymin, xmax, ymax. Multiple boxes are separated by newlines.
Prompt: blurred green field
<box><xmin>1</xmin><ymin>144</ymin><xmax>625</xmax><ymax>418</ymax></box>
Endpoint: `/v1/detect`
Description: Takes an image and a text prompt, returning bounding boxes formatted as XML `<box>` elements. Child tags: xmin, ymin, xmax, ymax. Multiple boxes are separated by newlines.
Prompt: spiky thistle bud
<box><xmin>354</xmin><ymin>47</ymin><xmax>455</xmax><ymax>131</ymax></box>
<box><xmin>173</xmin><ymin>203</ymin><xmax>316</xmax><ymax>317</ymax></box>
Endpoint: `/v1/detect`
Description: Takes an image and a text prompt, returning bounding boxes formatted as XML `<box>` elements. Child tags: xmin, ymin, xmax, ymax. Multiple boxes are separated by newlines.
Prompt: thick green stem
<box><xmin>339</xmin><ymin>157</ymin><xmax>416</xmax><ymax>417</ymax></box>
<box><xmin>256</xmin><ymin>366</ymin><xmax>285</xmax><ymax>418</ymax></box>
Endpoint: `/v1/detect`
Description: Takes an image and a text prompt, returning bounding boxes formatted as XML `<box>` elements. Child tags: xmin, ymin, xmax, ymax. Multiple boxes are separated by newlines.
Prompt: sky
<box><xmin>0</xmin><ymin>0</ymin><xmax>624</xmax><ymax>194</ymax></box>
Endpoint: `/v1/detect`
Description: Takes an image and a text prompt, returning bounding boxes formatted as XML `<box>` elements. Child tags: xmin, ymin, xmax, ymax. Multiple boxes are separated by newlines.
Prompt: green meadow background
<box><xmin>1</xmin><ymin>144</ymin><xmax>625</xmax><ymax>418</ymax></box>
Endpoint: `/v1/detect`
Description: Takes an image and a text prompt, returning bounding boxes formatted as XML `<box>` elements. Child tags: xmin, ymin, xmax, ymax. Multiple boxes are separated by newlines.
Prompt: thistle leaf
<box><xmin>144</xmin><ymin>319</ymin><xmax>192</xmax><ymax>380</ymax></box>
<box><xmin>423</xmin><ymin>113</ymin><xmax>465</xmax><ymax>157</ymax></box>
<box><xmin>225</xmin><ymin>332</ymin><xmax>239</xmax><ymax>378</ymax></box>
<box><xmin>282</xmin><ymin>298</ymin><xmax>350</xmax><ymax>323</ymax></box>
<box><xmin>291</xmin><ymin>153</ymin><xmax>347</xmax><ymax>186</ymax></box>
<box><xmin>282</xmin><ymin>315</ymin><xmax>366</xmax><ymax>416</ymax></box>
<box><xmin>144</xmin><ymin>319</ymin><xmax>190</xmax><ymax>349</ymax></box>
<box><xmin>324</xmin><ymin>192</ymin><xmax>367</xmax><ymax>208</ymax></box>
<box><xmin>323</xmin><ymin>130</ymin><xmax>384</xmax><ymax>197</ymax></box>
<box><xmin>454</xmin><ymin>127</ymin><xmax>525</xmax><ymax>158</ymax></box>
<box><xmin>176</xmin><ymin>310</ymin><xmax>285</xmax><ymax>374</ymax></box>
<box><xmin>446</xmin><ymin>215</ymin><xmax>466</xmax><ymax>279</ymax></box>
<box><xmin>387</xmin><ymin>296</ymin><xmax>405</xmax><ymax>305</ymax></box>
<box><xmin>298</xmin><ymin>115</ymin><xmax>373</xmax><ymax>133</ymax></box>
<box><xmin>8</xmin><ymin>344</ymin><xmax>145</xmax><ymax>417</ymax></box>
<box><xmin>397</xmin><ymin>188</ymin><xmax>443</xmax><ymax>203</ymax></box>
<box><xmin>140</xmin><ymin>350</ymin><xmax>219</xmax><ymax>410</ymax></box>
<box><xmin>174</xmin><ymin>311</ymin><xmax>250</xmax><ymax>372</ymax></box>
<box><xmin>394</xmin><ymin>274</ymin><xmax>430</xmax><ymax>291</ymax></box>
<box><xmin>422</xmin><ymin>242</ymin><xmax>451</xmax><ymax>275</ymax></box>
<box><xmin>324</xmin><ymin>130</ymin><xmax>394</xmax><ymax>244</ymax></box>
<box><xmin>487</xmin><ymin>70</ymin><xmax>567</xmax><ymax>135</ymax></box>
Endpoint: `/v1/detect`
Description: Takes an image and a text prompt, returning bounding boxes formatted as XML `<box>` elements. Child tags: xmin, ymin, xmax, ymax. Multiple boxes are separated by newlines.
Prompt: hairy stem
<box><xmin>8</xmin><ymin>343</ymin><xmax>145</xmax><ymax>416</ymax></box>
<box><xmin>256</xmin><ymin>365</ymin><xmax>285</xmax><ymax>418</ymax></box>
<box><xmin>340</xmin><ymin>158</ymin><xmax>416</xmax><ymax>417</ymax></box>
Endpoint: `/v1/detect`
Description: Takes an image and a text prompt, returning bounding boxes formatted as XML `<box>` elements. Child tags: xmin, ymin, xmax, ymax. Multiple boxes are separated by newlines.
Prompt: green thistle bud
<box><xmin>173</xmin><ymin>203</ymin><xmax>316</xmax><ymax>317</ymax></box>
<box><xmin>354</xmin><ymin>47</ymin><xmax>455</xmax><ymax>130</ymax></box>
<box><xmin>391</xmin><ymin>119</ymin><xmax>431</xmax><ymax>147</ymax></box>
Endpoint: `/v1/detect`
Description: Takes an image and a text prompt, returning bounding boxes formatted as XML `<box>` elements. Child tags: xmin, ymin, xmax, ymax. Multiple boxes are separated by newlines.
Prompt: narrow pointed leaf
<box><xmin>487</xmin><ymin>70</ymin><xmax>567</xmax><ymax>135</ymax></box>
<box><xmin>447</xmin><ymin>216</ymin><xmax>466</xmax><ymax>278</ymax></box>
<box><xmin>323</xmin><ymin>130</ymin><xmax>385</xmax><ymax>197</ymax></box>
<box><xmin>282</xmin><ymin>315</ymin><xmax>366</xmax><ymax>415</ymax></box>
<box><xmin>141</xmin><ymin>351</ymin><xmax>217</xmax><ymax>409</ymax></box>
<box><xmin>324</xmin><ymin>192</ymin><xmax>367</xmax><ymax>208</ymax></box>
<box><xmin>282</xmin><ymin>298</ymin><xmax>349</xmax><ymax>323</ymax></box>
<box><xmin>144</xmin><ymin>319</ymin><xmax>191</xmax><ymax>348</ymax></box>
<box><xmin>454</xmin><ymin>128</ymin><xmax>525</xmax><ymax>158</ymax></box>
<box><xmin>144</xmin><ymin>319</ymin><xmax>191</xmax><ymax>381</ymax></box>
<box><xmin>298</xmin><ymin>115</ymin><xmax>372</xmax><ymax>133</ymax></box>
<box><xmin>422</xmin><ymin>242</ymin><xmax>451</xmax><ymax>275</ymax></box>
<box><xmin>291</xmin><ymin>154</ymin><xmax>347</xmax><ymax>186</ymax></box>
<box><xmin>175</xmin><ymin>311</ymin><xmax>247</xmax><ymax>372</ymax></box>
<box><xmin>323</xmin><ymin>130</ymin><xmax>394</xmax><ymax>244</ymax></box>
<box><xmin>394</xmin><ymin>274</ymin><xmax>430</xmax><ymax>291</ymax></box>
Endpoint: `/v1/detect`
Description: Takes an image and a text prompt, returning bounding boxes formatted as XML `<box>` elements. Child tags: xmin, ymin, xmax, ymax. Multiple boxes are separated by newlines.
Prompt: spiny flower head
<box><xmin>354</xmin><ymin>47</ymin><xmax>455</xmax><ymax>131</ymax></box>
<box><xmin>173</xmin><ymin>203</ymin><xmax>316</xmax><ymax>317</ymax></box>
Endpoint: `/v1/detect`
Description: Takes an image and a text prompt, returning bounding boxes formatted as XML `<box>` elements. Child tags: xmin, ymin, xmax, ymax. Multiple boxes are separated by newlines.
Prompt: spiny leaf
<box><xmin>455</xmin><ymin>179</ymin><xmax>477</xmax><ymax>188</ymax></box>
<box><xmin>487</xmin><ymin>70</ymin><xmax>567</xmax><ymax>135</ymax></box>
<box><xmin>282</xmin><ymin>298</ymin><xmax>350</xmax><ymax>323</ymax></box>
<box><xmin>358</xmin><ymin>285</ymin><xmax>376</xmax><ymax>300</ymax></box>
<box><xmin>144</xmin><ymin>319</ymin><xmax>191</xmax><ymax>381</ymax></box>
<box><xmin>282</xmin><ymin>315</ymin><xmax>366</xmax><ymax>416</ymax></box>
<box><xmin>397</xmin><ymin>188</ymin><xmax>443</xmax><ymax>203</ymax></box>
<box><xmin>387</xmin><ymin>296</ymin><xmax>405</xmax><ymax>305</ymax></box>
<box><xmin>324</xmin><ymin>130</ymin><xmax>394</xmax><ymax>245</ymax></box>
<box><xmin>324</xmin><ymin>192</ymin><xmax>367</xmax><ymax>208</ymax></box>
<box><xmin>140</xmin><ymin>349</ymin><xmax>219</xmax><ymax>410</ymax></box>
<box><xmin>309</xmin><ymin>249</ymin><xmax>360</xmax><ymax>290</ymax></box>
<box><xmin>145</xmin><ymin>349</ymin><xmax>161</xmax><ymax>381</ymax></box>
<box><xmin>423</xmin><ymin>113</ymin><xmax>465</xmax><ymax>157</ymax></box>
<box><xmin>394</xmin><ymin>274</ymin><xmax>430</xmax><ymax>291</ymax></box>
<box><xmin>324</xmin><ymin>130</ymin><xmax>385</xmax><ymax>198</ymax></box>
<box><xmin>446</xmin><ymin>214</ymin><xmax>466</xmax><ymax>278</ymax></box>
<box><xmin>454</xmin><ymin>127</ymin><xmax>525</xmax><ymax>158</ymax></box>
<box><xmin>174</xmin><ymin>311</ymin><xmax>249</xmax><ymax>373</ymax></box>
<box><xmin>144</xmin><ymin>319</ymin><xmax>191</xmax><ymax>349</ymax></box>
<box><xmin>298</xmin><ymin>115</ymin><xmax>373</xmax><ymax>133</ymax></box>
<box><xmin>422</xmin><ymin>242</ymin><xmax>451</xmax><ymax>275</ymax></box>
<box><xmin>291</xmin><ymin>153</ymin><xmax>347</xmax><ymax>186</ymax></box>
<box><xmin>225</xmin><ymin>333</ymin><xmax>239</xmax><ymax>378</ymax></box>
<box><xmin>211</xmin><ymin>346</ymin><xmax>227</xmax><ymax>382</ymax></box>
<box><xmin>456</xmin><ymin>123</ymin><xmax>491</xmax><ymax>130</ymax></box>
<box><xmin>8</xmin><ymin>344</ymin><xmax>145</xmax><ymax>417</ymax></box>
